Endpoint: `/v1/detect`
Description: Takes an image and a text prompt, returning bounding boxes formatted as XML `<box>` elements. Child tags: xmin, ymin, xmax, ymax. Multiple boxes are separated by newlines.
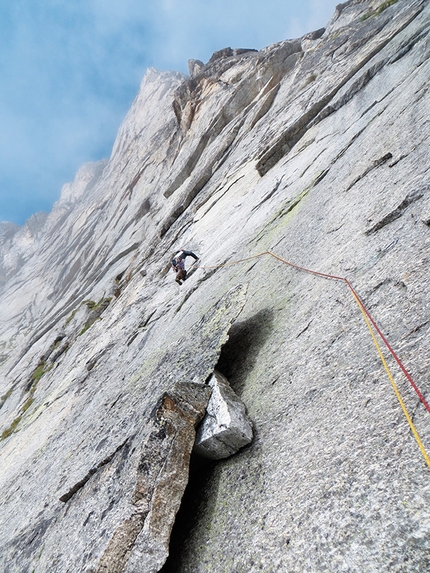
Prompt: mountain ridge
<box><xmin>1</xmin><ymin>1</ymin><xmax>430</xmax><ymax>571</ymax></box>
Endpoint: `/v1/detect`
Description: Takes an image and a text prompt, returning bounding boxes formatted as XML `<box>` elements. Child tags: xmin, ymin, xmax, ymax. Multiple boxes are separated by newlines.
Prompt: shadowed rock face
<box><xmin>1</xmin><ymin>0</ymin><xmax>430</xmax><ymax>571</ymax></box>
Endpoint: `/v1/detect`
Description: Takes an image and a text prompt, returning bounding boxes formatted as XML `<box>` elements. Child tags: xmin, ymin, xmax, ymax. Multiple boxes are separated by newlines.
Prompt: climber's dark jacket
<box><xmin>171</xmin><ymin>250</ymin><xmax>198</xmax><ymax>270</ymax></box>
<box><xmin>171</xmin><ymin>250</ymin><xmax>198</xmax><ymax>285</ymax></box>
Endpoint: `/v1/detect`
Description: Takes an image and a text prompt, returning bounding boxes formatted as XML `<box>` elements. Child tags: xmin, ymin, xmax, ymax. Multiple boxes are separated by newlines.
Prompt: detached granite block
<box><xmin>194</xmin><ymin>370</ymin><xmax>253</xmax><ymax>459</ymax></box>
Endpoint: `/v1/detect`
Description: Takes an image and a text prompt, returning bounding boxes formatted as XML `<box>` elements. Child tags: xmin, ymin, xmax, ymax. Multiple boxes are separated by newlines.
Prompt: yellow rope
<box><xmin>350</xmin><ymin>289</ymin><xmax>430</xmax><ymax>468</ymax></box>
<box><xmin>191</xmin><ymin>249</ymin><xmax>430</xmax><ymax>467</ymax></box>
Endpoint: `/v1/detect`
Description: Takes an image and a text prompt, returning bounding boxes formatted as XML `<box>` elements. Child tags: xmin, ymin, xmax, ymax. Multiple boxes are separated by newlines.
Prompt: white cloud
<box><xmin>0</xmin><ymin>0</ymin><xmax>339</xmax><ymax>223</ymax></box>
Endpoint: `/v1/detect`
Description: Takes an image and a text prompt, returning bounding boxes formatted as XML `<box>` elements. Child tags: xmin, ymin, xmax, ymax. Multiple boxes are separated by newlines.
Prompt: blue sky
<box><xmin>0</xmin><ymin>0</ymin><xmax>339</xmax><ymax>225</ymax></box>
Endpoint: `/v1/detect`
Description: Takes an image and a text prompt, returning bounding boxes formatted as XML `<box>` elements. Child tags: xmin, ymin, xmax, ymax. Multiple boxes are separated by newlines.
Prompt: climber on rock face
<box><xmin>171</xmin><ymin>249</ymin><xmax>199</xmax><ymax>285</ymax></box>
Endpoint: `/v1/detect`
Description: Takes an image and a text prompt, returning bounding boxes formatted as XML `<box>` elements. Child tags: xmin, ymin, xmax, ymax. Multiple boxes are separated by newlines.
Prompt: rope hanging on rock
<box><xmin>191</xmin><ymin>250</ymin><xmax>430</xmax><ymax>468</ymax></box>
<box><xmin>350</xmin><ymin>288</ymin><xmax>430</xmax><ymax>468</ymax></box>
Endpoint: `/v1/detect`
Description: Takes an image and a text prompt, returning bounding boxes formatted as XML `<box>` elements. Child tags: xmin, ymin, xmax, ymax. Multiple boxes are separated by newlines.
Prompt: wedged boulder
<box><xmin>194</xmin><ymin>370</ymin><xmax>253</xmax><ymax>459</ymax></box>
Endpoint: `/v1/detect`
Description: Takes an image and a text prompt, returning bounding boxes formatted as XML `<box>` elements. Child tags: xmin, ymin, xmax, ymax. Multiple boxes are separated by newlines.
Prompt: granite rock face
<box><xmin>1</xmin><ymin>1</ymin><xmax>430</xmax><ymax>571</ymax></box>
<box><xmin>95</xmin><ymin>382</ymin><xmax>212</xmax><ymax>573</ymax></box>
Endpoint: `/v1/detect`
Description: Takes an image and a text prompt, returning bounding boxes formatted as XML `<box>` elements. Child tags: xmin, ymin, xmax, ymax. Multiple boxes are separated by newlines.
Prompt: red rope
<box><xmin>345</xmin><ymin>279</ymin><xmax>430</xmax><ymax>414</ymax></box>
<box><xmin>267</xmin><ymin>251</ymin><xmax>430</xmax><ymax>415</ymax></box>
<box><xmin>269</xmin><ymin>252</ymin><xmax>430</xmax><ymax>413</ymax></box>
<box><xmin>194</xmin><ymin>249</ymin><xmax>430</xmax><ymax>413</ymax></box>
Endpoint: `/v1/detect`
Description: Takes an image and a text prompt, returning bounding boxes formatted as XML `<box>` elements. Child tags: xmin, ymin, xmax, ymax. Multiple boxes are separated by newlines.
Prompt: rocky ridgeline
<box><xmin>1</xmin><ymin>1</ymin><xmax>430</xmax><ymax>571</ymax></box>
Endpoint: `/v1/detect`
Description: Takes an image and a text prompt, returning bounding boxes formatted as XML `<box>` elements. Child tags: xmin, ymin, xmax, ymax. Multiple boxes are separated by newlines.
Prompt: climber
<box><xmin>171</xmin><ymin>249</ymin><xmax>199</xmax><ymax>285</ymax></box>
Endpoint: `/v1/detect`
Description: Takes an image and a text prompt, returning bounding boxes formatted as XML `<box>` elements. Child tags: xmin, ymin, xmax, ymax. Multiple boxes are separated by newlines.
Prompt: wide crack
<box><xmin>159</xmin><ymin>309</ymin><xmax>273</xmax><ymax>571</ymax></box>
<box><xmin>158</xmin><ymin>455</ymin><xmax>215</xmax><ymax>573</ymax></box>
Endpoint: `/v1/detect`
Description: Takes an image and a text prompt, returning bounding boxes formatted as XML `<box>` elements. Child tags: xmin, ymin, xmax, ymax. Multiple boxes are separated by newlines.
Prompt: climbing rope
<box><xmin>191</xmin><ymin>250</ymin><xmax>430</xmax><ymax>468</ymax></box>
<box><xmin>350</xmin><ymin>288</ymin><xmax>430</xmax><ymax>468</ymax></box>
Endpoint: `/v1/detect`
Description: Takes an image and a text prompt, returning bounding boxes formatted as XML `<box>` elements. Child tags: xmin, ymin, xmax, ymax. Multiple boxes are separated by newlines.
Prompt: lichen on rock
<box><xmin>1</xmin><ymin>1</ymin><xmax>430</xmax><ymax>571</ymax></box>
